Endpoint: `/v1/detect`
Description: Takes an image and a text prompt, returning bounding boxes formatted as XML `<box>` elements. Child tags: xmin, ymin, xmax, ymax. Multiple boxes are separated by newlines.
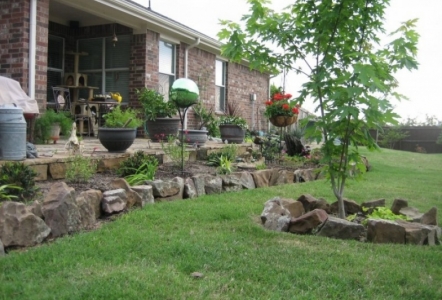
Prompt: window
<box><xmin>158</xmin><ymin>41</ymin><xmax>176</xmax><ymax>100</ymax></box>
<box><xmin>77</xmin><ymin>36</ymin><xmax>130</xmax><ymax>102</ymax></box>
<box><xmin>215</xmin><ymin>60</ymin><xmax>226</xmax><ymax>112</ymax></box>
<box><xmin>47</xmin><ymin>35</ymin><xmax>64</xmax><ymax>101</ymax></box>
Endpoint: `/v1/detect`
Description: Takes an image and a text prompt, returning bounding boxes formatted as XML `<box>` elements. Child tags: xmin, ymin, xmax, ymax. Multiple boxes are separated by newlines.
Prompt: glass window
<box><xmin>47</xmin><ymin>35</ymin><xmax>64</xmax><ymax>102</ymax></box>
<box><xmin>215</xmin><ymin>60</ymin><xmax>226</xmax><ymax>112</ymax></box>
<box><xmin>159</xmin><ymin>41</ymin><xmax>175</xmax><ymax>100</ymax></box>
<box><xmin>78</xmin><ymin>36</ymin><xmax>130</xmax><ymax>102</ymax></box>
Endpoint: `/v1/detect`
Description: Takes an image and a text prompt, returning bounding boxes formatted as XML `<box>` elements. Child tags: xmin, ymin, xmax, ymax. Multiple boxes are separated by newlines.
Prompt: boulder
<box><xmin>41</xmin><ymin>182</ymin><xmax>82</xmax><ymax>238</ymax></box>
<box><xmin>110</xmin><ymin>178</ymin><xmax>142</xmax><ymax>208</ymax></box>
<box><xmin>260</xmin><ymin>197</ymin><xmax>292</xmax><ymax>232</ymax></box>
<box><xmin>421</xmin><ymin>207</ymin><xmax>437</xmax><ymax>226</ymax></box>
<box><xmin>26</xmin><ymin>200</ymin><xmax>43</xmax><ymax>219</ymax></box>
<box><xmin>231</xmin><ymin>171</ymin><xmax>256</xmax><ymax>190</ymax></box>
<box><xmin>274</xmin><ymin>169</ymin><xmax>294</xmax><ymax>185</ymax></box>
<box><xmin>391</xmin><ymin>198</ymin><xmax>408</xmax><ymax>215</ymax></box>
<box><xmin>361</xmin><ymin>199</ymin><xmax>385</xmax><ymax>209</ymax></box>
<box><xmin>75</xmin><ymin>195</ymin><xmax>96</xmax><ymax>230</ymax></box>
<box><xmin>251</xmin><ymin>169</ymin><xmax>279</xmax><ymax>188</ymax></box>
<box><xmin>294</xmin><ymin>168</ymin><xmax>318</xmax><ymax>183</ymax></box>
<box><xmin>279</xmin><ymin>198</ymin><xmax>305</xmax><ymax>218</ymax></box>
<box><xmin>288</xmin><ymin>209</ymin><xmax>328</xmax><ymax>234</ymax></box>
<box><xmin>131</xmin><ymin>185</ymin><xmax>154</xmax><ymax>206</ymax></box>
<box><xmin>0</xmin><ymin>201</ymin><xmax>51</xmax><ymax>247</ymax></box>
<box><xmin>78</xmin><ymin>189</ymin><xmax>103</xmax><ymax>219</ymax></box>
<box><xmin>316</xmin><ymin>216</ymin><xmax>365</xmax><ymax>240</ymax></box>
<box><xmin>221</xmin><ymin>174</ymin><xmax>243</xmax><ymax>192</ymax></box>
<box><xmin>159</xmin><ymin>177</ymin><xmax>184</xmax><ymax>201</ymax></box>
<box><xmin>367</xmin><ymin>219</ymin><xmax>405</xmax><ymax>244</ymax></box>
<box><xmin>311</xmin><ymin>198</ymin><xmax>331</xmax><ymax>213</ymax></box>
<box><xmin>146</xmin><ymin>179</ymin><xmax>181</xmax><ymax>199</ymax></box>
<box><xmin>102</xmin><ymin>189</ymin><xmax>127</xmax><ymax>214</ymax></box>
<box><xmin>330</xmin><ymin>199</ymin><xmax>361</xmax><ymax>215</ymax></box>
<box><xmin>395</xmin><ymin>220</ymin><xmax>433</xmax><ymax>245</ymax></box>
<box><xmin>296</xmin><ymin>194</ymin><xmax>317</xmax><ymax>212</ymax></box>
<box><xmin>204</xmin><ymin>176</ymin><xmax>223</xmax><ymax>195</ymax></box>
<box><xmin>183</xmin><ymin>177</ymin><xmax>198</xmax><ymax>199</ymax></box>
<box><xmin>399</xmin><ymin>207</ymin><xmax>423</xmax><ymax>222</ymax></box>
<box><xmin>0</xmin><ymin>238</ymin><xmax>4</xmax><ymax>256</ymax></box>
<box><xmin>191</xmin><ymin>175</ymin><xmax>206</xmax><ymax>197</ymax></box>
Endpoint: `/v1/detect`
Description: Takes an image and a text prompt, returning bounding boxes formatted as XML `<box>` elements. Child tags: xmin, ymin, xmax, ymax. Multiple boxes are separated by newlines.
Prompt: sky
<box><xmin>134</xmin><ymin>0</ymin><xmax>442</xmax><ymax>123</ymax></box>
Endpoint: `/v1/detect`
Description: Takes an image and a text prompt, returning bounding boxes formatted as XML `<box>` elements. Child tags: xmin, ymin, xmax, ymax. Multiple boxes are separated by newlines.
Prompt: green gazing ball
<box><xmin>170</xmin><ymin>78</ymin><xmax>200</xmax><ymax>108</ymax></box>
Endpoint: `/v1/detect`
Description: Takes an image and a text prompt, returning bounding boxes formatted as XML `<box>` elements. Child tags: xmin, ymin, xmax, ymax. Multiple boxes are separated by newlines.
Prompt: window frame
<box><xmin>215</xmin><ymin>59</ymin><xmax>226</xmax><ymax>113</ymax></box>
<box><xmin>158</xmin><ymin>40</ymin><xmax>176</xmax><ymax>99</ymax></box>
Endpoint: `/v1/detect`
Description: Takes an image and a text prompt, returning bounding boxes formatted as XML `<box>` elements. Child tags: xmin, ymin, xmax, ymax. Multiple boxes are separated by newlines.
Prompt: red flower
<box><xmin>282</xmin><ymin>103</ymin><xmax>290</xmax><ymax>110</ymax></box>
<box><xmin>284</xmin><ymin>94</ymin><xmax>292</xmax><ymax>99</ymax></box>
<box><xmin>265</xmin><ymin>100</ymin><xmax>273</xmax><ymax>106</ymax></box>
<box><xmin>292</xmin><ymin>107</ymin><xmax>299</xmax><ymax>114</ymax></box>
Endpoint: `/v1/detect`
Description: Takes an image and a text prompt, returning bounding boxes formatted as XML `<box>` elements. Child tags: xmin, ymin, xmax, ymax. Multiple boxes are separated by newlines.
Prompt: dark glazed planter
<box><xmin>179</xmin><ymin>129</ymin><xmax>208</xmax><ymax>146</ymax></box>
<box><xmin>145</xmin><ymin>118</ymin><xmax>180</xmax><ymax>141</ymax></box>
<box><xmin>219</xmin><ymin>124</ymin><xmax>245</xmax><ymax>144</ymax></box>
<box><xmin>98</xmin><ymin>127</ymin><xmax>137</xmax><ymax>153</ymax></box>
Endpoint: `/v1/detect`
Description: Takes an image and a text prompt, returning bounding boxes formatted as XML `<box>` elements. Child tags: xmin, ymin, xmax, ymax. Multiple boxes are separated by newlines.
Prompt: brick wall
<box><xmin>0</xmin><ymin>0</ymin><xmax>48</xmax><ymax>109</ymax></box>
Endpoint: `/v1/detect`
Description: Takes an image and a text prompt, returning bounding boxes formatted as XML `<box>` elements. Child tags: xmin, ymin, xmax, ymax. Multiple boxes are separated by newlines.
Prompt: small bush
<box><xmin>0</xmin><ymin>162</ymin><xmax>38</xmax><ymax>202</ymax></box>
<box><xmin>161</xmin><ymin>135</ymin><xmax>189</xmax><ymax>169</ymax></box>
<box><xmin>217</xmin><ymin>155</ymin><xmax>234</xmax><ymax>175</ymax></box>
<box><xmin>118</xmin><ymin>151</ymin><xmax>158</xmax><ymax>177</ymax></box>
<box><xmin>65</xmin><ymin>155</ymin><xmax>98</xmax><ymax>183</ymax></box>
<box><xmin>207</xmin><ymin>144</ymin><xmax>237</xmax><ymax>167</ymax></box>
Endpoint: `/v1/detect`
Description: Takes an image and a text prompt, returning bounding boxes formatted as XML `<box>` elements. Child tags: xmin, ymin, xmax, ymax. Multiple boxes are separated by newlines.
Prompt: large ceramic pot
<box><xmin>179</xmin><ymin>129</ymin><xmax>208</xmax><ymax>146</ymax></box>
<box><xmin>98</xmin><ymin>127</ymin><xmax>137</xmax><ymax>153</ymax></box>
<box><xmin>269</xmin><ymin>115</ymin><xmax>298</xmax><ymax>127</ymax></box>
<box><xmin>219</xmin><ymin>124</ymin><xmax>245</xmax><ymax>144</ymax></box>
<box><xmin>145</xmin><ymin>118</ymin><xmax>180</xmax><ymax>141</ymax></box>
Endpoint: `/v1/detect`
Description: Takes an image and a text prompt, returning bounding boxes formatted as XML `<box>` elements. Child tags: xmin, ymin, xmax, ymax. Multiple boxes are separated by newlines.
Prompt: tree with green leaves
<box><xmin>219</xmin><ymin>0</ymin><xmax>419</xmax><ymax>218</ymax></box>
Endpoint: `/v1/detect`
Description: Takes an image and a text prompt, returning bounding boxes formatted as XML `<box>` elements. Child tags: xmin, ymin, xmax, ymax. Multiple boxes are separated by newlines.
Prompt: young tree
<box><xmin>218</xmin><ymin>0</ymin><xmax>419</xmax><ymax>218</ymax></box>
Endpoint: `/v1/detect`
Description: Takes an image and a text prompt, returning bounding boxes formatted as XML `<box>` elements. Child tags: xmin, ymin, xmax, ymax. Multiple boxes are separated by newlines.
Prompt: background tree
<box><xmin>219</xmin><ymin>0</ymin><xmax>419</xmax><ymax>218</ymax></box>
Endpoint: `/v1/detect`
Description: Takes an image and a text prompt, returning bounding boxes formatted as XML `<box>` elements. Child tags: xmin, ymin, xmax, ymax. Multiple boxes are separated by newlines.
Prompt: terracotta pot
<box><xmin>269</xmin><ymin>115</ymin><xmax>298</xmax><ymax>127</ymax></box>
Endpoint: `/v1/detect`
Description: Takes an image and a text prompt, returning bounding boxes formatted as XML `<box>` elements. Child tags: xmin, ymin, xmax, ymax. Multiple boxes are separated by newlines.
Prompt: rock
<box><xmin>183</xmin><ymin>177</ymin><xmax>198</xmax><ymax>199</ymax></box>
<box><xmin>296</xmin><ymin>194</ymin><xmax>317</xmax><ymax>212</ymax></box>
<box><xmin>0</xmin><ymin>238</ymin><xmax>4</xmax><ymax>256</ymax></box>
<box><xmin>204</xmin><ymin>176</ymin><xmax>223</xmax><ymax>195</ymax></box>
<box><xmin>399</xmin><ymin>207</ymin><xmax>423</xmax><ymax>222</ymax></box>
<box><xmin>0</xmin><ymin>201</ymin><xmax>51</xmax><ymax>247</ymax></box>
<box><xmin>220</xmin><ymin>174</ymin><xmax>243</xmax><ymax>192</ymax></box>
<box><xmin>131</xmin><ymin>185</ymin><xmax>154</xmax><ymax>206</ymax></box>
<box><xmin>294</xmin><ymin>168</ymin><xmax>318</xmax><ymax>183</ymax></box>
<box><xmin>251</xmin><ymin>169</ymin><xmax>279</xmax><ymax>188</ymax></box>
<box><xmin>79</xmin><ymin>189</ymin><xmax>103</xmax><ymax>219</ymax></box>
<box><xmin>260</xmin><ymin>197</ymin><xmax>292</xmax><ymax>232</ymax></box>
<box><xmin>330</xmin><ymin>199</ymin><xmax>361</xmax><ymax>215</ymax></box>
<box><xmin>316</xmin><ymin>216</ymin><xmax>366</xmax><ymax>240</ymax></box>
<box><xmin>75</xmin><ymin>195</ymin><xmax>96</xmax><ymax>230</ymax></box>
<box><xmin>274</xmin><ymin>169</ymin><xmax>294</xmax><ymax>185</ymax></box>
<box><xmin>146</xmin><ymin>179</ymin><xmax>181</xmax><ymax>199</ymax></box>
<box><xmin>102</xmin><ymin>189</ymin><xmax>127</xmax><ymax>214</ymax></box>
<box><xmin>231</xmin><ymin>171</ymin><xmax>255</xmax><ymax>190</ymax></box>
<box><xmin>110</xmin><ymin>178</ymin><xmax>142</xmax><ymax>208</ymax></box>
<box><xmin>288</xmin><ymin>209</ymin><xmax>328</xmax><ymax>234</ymax></box>
<box><xmin>26</xmin><ymin>200</ymin><xmax>43</xmax><ymax>219</ymax></box>
<box><xmin>41</xmin><ymin>182</ymin><xmax>82</xmax><ymax>238</ymax></box>
<box><xmin>367</xmin><ymin>219</ymin><xmax>405</xmax><ymax>244</ymax></box>
<box><xmin>395</xmin><ymin>220</ymin><xmax>432</xmax><ymax>245</ymax></box>
<box><xmin>391</xmin><ymin>198</ymin><xmax>408</xmax><ymax>215</ymax></box>
<box><xmin>191</xmin><ymin>272</ymin><xmax>204</xmax><ymax>279</ymax></box>
<box><xmin>361</xmin><ymin>199</ymin><xmax>385</xmax><ymax>209</ymax></box>
<box><xmin>279</xmin><ymin>198</ymin><xmax>305</xmax><ymax>218</ymax></box>
<box><xmin>191</xmin><ymin>175</ymin><xmax>206</xmax><ymax>197</ymax></box>
<box><xmin>311</xmin><ymin>198</ymin><xmax>331</xmax><ymax>213</ymax></box>
<box><xmin>158</xmin><ymin>177</ymin><xmax>184</xmax><ymax>201</ymax></box>
<box><xmin>421</xmin><ymin>207</ymin><xmax>437</xmax><ymax>226</ymax></box>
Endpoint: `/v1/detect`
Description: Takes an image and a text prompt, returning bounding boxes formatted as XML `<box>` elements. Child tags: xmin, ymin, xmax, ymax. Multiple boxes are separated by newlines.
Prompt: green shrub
<box><xmin>118</xmin><ymin>151</ymin><xmax>159</xmax><ymax>177</ymax></box>
<box><xmin>0</xmin><ymin>162</ymin><xmax>38</xmax><ymax>202</ymax></box>
<box><xmin>65</xmin><ymin>155</ymin><xmax>98</xmax><ymax>183</ymax></box>
<box><xmin>207</xmin><ymin>144</ymin><xmax>238</xmax><ymax>167</ymax></box>
<box><xmin>0</xmin><ymin>184</ymin><xmax>22</xmax><ymax>202</ymax></box>
<box><xmin>255</xmin><ymin>163</ymin><xmax>267</xmax><ymax>170</ymax></box>
<box><xmin>217</xmin><ymin>155</ymin><xmax>234</xmax><ymax>175</ymax></box>
<box><xmin>161</xmin><ymin>135</ymin><xmax>189</xmax><ymax>169</ymax></box>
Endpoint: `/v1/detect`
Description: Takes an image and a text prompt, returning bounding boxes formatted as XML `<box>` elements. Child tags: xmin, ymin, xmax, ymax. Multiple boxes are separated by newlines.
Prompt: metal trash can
<box><xmin>0</xmin><ymin>104</ymin><xmax>26</xmax><ymax>160</ymax></box>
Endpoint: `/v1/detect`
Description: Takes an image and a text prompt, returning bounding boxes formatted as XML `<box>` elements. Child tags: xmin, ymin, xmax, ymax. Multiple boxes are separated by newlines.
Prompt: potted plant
<box><xmin>98</xmin><ymin>105</ymin><xmax>143</xmax><ymax>152</ymax></box>
<box><xmin>34</xmin><ymin>109</ymin><xmax>73</xmax><ymax>144</ymax></box>
<box><xmin>218</xmin><ymin>101</ymin><xmax>248</xmax><ymax>144</ymax></box>
<box><xmin>178</xmin><ymin>102</ymin><xmax>217</xmax><ymax>146</ymax></box>
<box><xmin>264</xmin><ymin>86</ymin><xmax>300</xmax><ymax>128</ymax></box>
<box><xmin>137</xmin><ymin>87</ymin><xmax>180</xmax><ymax>141</ymax></box>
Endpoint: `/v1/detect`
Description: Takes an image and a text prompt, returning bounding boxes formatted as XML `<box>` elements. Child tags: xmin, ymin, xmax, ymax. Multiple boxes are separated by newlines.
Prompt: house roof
<box><xmin>51</xmin><ymin>0</ymin><xmax>223</xmax><ymax>54</ymax></box>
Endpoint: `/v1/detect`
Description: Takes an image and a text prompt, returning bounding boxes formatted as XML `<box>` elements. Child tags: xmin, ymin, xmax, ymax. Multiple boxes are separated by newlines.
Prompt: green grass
<box><xmin>1</xmin><ymin>148</ymin><xmax>442</xmax><ymax>299</ymax></box>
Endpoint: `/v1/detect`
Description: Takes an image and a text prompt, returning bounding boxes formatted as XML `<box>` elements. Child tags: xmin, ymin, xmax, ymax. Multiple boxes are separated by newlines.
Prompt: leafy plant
<box><xmin>137</xmin><ymin>87</ymin><xmax>178</xmax><ymax>121</ymax></box>
<box><xmin>118</xmin><ymin>151</ymin><xmax>158</xmax><ymax>177</ymax></box>
<box><xmin>34</xmin><ymin>109</ymin><xmax>73</xmax><ymax>143</ymax></box>
<box><xmin>124</xmin><ymin>161</ymin><xmax>158</xmax><ymax>186</ymax></box>
<box><xmin>161</xmin><ymin>135</ymin><xmax>188</xmax><ymax>169</ymax></box>
<box><xmin>0</xmin><ymin>184</ymin><xmax>22</xmax><ymax>202</ymax></box>
<box><xmin>219</xmin><ymin>1</ymin><xmax>419</xmax><ymax>218</ymax></box>
<box><xmin>193</xmin><ymin>102</ymin><xmax>218</xmax><ymax>130</ymax></box>
<box><xmin>219</xmin><ymin>115</ymin><xmax>248</xmax><ymax>130</ymax></box>
<box><xmin>361</xmin><ymin>207</ymin><xmax>411</xmax><ymax>226</ymax></box>
<box><xmin>102</xmin><ymin>105</ymin><xmax>143</xmax><ymax>128</ymax></box>
<box><xmin>378</xmin><ymin>126</ymin><xmax>409</xmax><ymax>149</ymax></box>
<box><xmin>0</xmin><ymin>162</ymin><xmax>38</xmax><ymax>202</ymax></box>
<box><xmin>65</xmin><ymin>155</ymin><xmax>98</xmax><ymax>184</ymax></box>
<box><xmin>207</xmin><ymin>144</ymin><xmax>237</xmax><ymax>167</ymax></box>
<box><xmin>255</xmin><ymin>163</ymin><xmax>267</xmax><ymax>170</ymax></box>
<box><xmin>217</xmin><ymin>155</ymin><xmax>234</xmax><ymax>175</ymax></box>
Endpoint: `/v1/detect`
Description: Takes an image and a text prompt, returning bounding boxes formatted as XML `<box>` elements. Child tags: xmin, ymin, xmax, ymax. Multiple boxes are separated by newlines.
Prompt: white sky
<box><xmin>135</xmin><ymin>0</ymin><xmax>442</xmax><ymax>123</ymax></box>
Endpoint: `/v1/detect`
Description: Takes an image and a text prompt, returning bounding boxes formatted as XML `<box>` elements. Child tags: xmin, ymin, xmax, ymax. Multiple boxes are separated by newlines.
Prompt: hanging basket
<box><xmin>269</xmin><ymin>115</ymin><xmax>298</xmax><ymax>127</ymax></box>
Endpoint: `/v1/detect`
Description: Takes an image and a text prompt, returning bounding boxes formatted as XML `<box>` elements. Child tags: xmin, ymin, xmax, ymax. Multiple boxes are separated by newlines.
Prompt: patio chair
<box><xmin>51</xmin><ymin>87</ymin><xmax>71</xmax><ymax>112</ymax></box>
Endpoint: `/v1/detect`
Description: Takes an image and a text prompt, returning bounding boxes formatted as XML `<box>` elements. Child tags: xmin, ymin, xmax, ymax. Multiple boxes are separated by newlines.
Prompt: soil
<box><xmin>35</xmin><ymin>159</ymin><xmax>318</xmax><ymax>200</ymax></box>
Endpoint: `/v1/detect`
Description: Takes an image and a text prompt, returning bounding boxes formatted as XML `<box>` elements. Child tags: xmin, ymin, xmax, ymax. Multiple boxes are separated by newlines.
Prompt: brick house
<box><xmin>0</xmin><ymin>0</ymin><xmax>270</xmax><ymax>133</ymax></box>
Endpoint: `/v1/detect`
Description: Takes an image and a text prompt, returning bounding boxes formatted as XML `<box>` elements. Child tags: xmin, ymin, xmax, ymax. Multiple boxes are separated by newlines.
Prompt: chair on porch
<box><xmin>52</xmin><ymin>87</ymin><xmax>94</xmax><ymax>136</ymax></box>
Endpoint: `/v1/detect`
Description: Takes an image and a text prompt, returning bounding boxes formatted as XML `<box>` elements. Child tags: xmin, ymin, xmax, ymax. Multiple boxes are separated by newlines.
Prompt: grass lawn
<box><xmin>1</xmin><ymin>148</ymin><xmax>441</xmax><ymax>299</ymax></box>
